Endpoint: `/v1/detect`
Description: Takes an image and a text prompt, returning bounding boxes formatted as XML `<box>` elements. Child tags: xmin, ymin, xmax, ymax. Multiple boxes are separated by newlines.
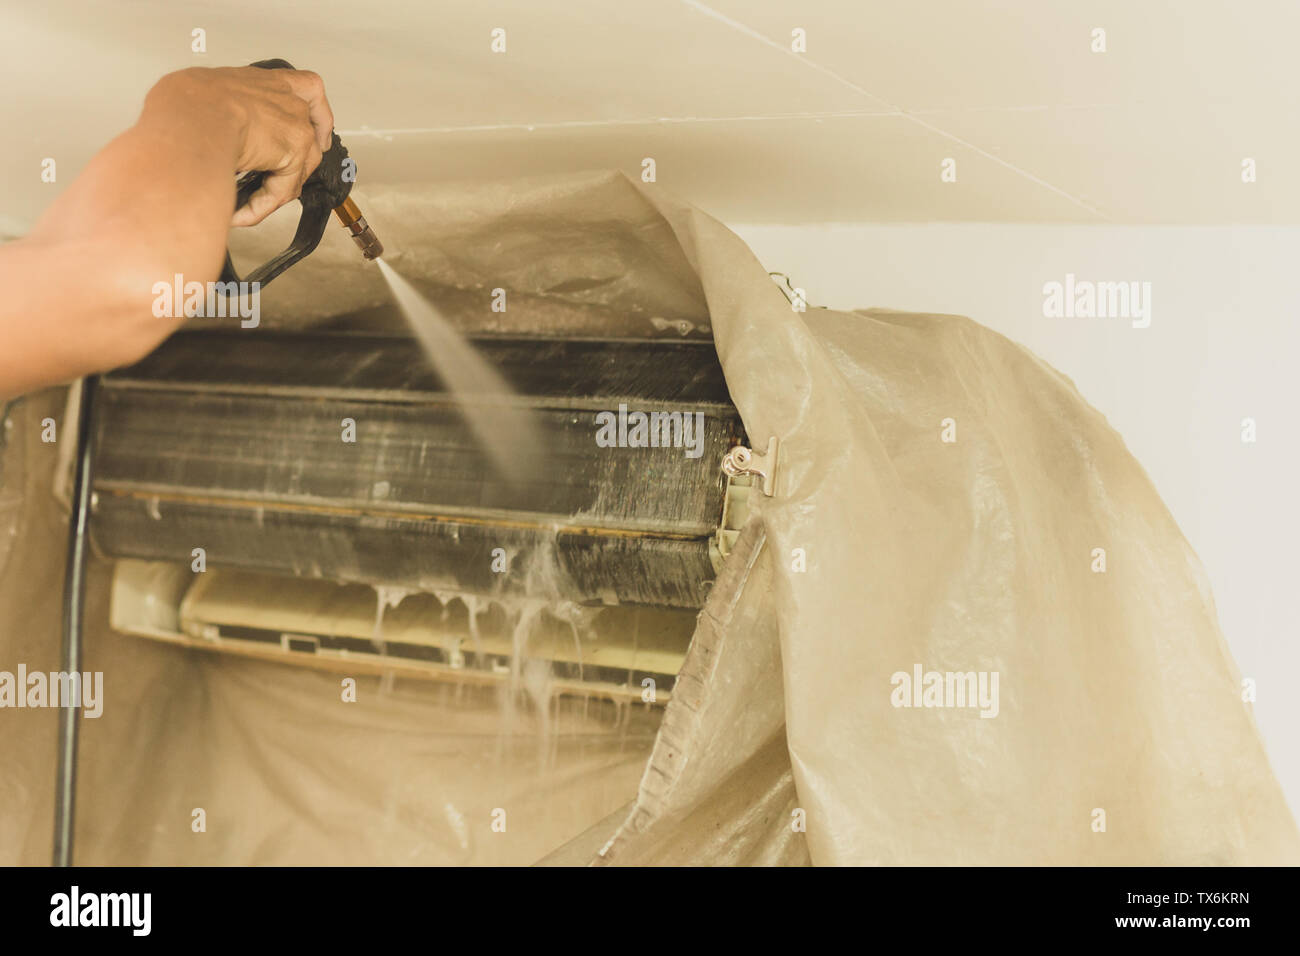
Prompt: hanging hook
<box><xmin>722</xmin><ymin>436</ymin><xmax>780</xmax><ymax>497</ymax></box>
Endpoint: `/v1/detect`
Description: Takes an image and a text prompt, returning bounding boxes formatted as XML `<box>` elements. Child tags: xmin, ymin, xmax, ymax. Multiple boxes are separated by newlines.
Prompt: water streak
<box><xmin>376</xmin><ymin>258</ymin><xmax>544</xmax><ymax>484</ymax></box>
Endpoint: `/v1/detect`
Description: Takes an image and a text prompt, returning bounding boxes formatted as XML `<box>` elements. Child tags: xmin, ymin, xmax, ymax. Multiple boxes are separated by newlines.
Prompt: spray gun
<box><xmin>51</xmin><ymin>62</ymin><xmax>385</xmax><ymax>865</ymax></box>
<box><xmin>219</xmin><ymin>58</ymin><xmax>383</xmax><ymax>289</ymax></box>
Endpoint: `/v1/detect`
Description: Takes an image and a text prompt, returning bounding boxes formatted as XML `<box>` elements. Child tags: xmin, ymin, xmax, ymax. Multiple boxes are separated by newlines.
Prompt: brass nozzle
<box><xmin>333</xmin><ymin>196</ymin><xmax>384</xmax><ymax>260</ymax></box>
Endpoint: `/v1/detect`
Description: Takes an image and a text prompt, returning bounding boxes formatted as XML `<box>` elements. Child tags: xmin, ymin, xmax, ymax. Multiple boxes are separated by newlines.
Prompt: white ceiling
<box><xmin>3</xmin><ymin>0</ymin><xmax>1298</xmax><ymax>231</ymax></box>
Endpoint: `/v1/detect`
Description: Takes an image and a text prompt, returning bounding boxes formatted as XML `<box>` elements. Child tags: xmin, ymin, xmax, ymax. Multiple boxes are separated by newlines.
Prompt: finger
<box><xmin>303</xmin><ymin>138</ymin><xmax>324</xmax><ymax>180</ymax></box>
<box><xmin>231</xmin><ymin>169</ymin><xmax>303</xmax><ymax>227</ymax></box>
<box><xmin>281</xmin><ymin>70</ymin><xmax>335</xmax><ymax>151</ymax></box>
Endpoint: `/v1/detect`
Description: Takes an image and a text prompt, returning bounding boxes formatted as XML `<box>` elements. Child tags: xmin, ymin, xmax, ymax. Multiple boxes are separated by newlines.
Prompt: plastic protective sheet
<box><xmin>0</xmin><ymin>400</ymin><xmax>22</xmax><ymax>588</ymax></box>
<box><xmin>1</xmin><ymin>170</ymin><xmax>1296</xmax><ymax>865</ymax></box>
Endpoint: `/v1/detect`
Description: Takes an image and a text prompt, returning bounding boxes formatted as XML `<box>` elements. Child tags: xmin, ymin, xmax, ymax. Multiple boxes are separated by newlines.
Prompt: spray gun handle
<box><xmin>219</xmin><ymin>58</ymin><xmax>354</xmax><ymax>290</ymax></box>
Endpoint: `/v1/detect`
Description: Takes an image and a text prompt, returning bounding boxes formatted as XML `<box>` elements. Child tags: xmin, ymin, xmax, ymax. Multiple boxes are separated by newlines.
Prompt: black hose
<box><xmin>53</xmin><ymin>375</ymin><xmax>98</xmax><ymax>867</ymax></box>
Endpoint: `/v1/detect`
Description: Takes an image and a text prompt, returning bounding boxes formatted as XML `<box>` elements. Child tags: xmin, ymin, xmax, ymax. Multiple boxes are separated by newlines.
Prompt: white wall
<box><xmin>734</xmin><ymin>222</ymin><xmax>1300</xmax><ymax>816</ymax></box>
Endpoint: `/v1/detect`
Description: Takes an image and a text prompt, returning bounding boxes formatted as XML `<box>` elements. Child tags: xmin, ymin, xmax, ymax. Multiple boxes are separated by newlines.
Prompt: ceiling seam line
<box><xmin>678</xmin><ymin>0</ymin><xmax>1109</xmax><ymax>220</ymax></box>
